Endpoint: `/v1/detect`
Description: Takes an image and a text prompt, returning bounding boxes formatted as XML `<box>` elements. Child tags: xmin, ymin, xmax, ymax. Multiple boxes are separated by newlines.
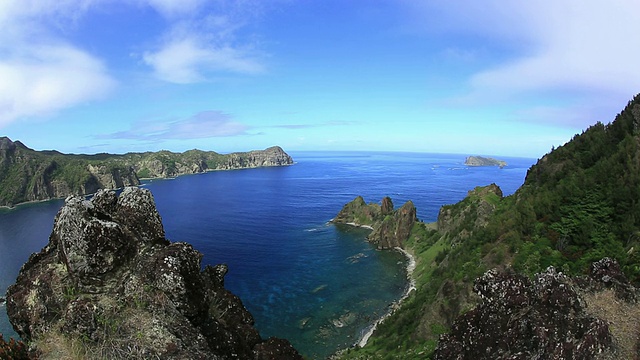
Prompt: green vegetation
<box><xmin>0</xmin><ymin>140</ymin><xmax>290</xmax><ymax>207</ymax></box>
<box><xmin>340</xmin><ymin>94</ymin><xmax>640</xmax><ymax>359</ymax></box>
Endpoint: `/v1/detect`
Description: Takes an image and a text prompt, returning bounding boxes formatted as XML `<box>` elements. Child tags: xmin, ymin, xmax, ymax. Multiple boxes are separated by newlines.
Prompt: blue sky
<box><xmin>1</xmin><ymin>0</ymin><xmax>639</xmax><ymax>158</ymax></box>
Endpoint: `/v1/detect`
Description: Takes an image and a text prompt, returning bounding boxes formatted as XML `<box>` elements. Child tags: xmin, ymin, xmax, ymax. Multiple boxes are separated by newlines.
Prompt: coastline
<box><xmin>329</xmin><ymin>220</ymin><xmax>417</xmax><ymax>350</ymax></box>
<box><xmin>356</xmin><ymin>247</ymin><xmax>416</xmax><ymax>348</ymax></box>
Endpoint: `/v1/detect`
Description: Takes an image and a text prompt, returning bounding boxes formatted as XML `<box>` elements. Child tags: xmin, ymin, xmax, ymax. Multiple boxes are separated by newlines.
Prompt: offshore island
<box><xmin>464</xmin><ymin>155</ymin><xmax>507</xmax><ymax>168</ymax></box>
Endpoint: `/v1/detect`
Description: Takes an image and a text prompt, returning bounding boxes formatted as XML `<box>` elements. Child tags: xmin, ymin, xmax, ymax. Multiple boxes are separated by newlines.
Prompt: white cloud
<box><xmin>402</xmin><ymin>0</ymin><xmax>640</xmax><ymax>126</ymax></box>
<box><xmin>0</xmin><ymin>45</ymin><xmax>115</xmax><ymax>127</ymax></box>
<box><xmin>143</xmin><ymin>36</ymin><xmax>264</xmax><ymax>84</ymax></box>
<box><xmin>144</xmin><ymin>0</ymin><xmax>205</xmax><ymax>18</ymax></box>
<box><xmin>0</xmin><ymin>0</ymin><xmax>115</xmax><ymax>127</ymax></box>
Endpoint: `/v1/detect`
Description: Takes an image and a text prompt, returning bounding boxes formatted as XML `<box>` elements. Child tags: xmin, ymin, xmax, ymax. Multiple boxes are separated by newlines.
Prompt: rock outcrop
<box><xmin>433</xmin><ymin>258</ymin><xmax>639</xmax><ymax>359</ymax></box>
<box><xmin>332</xmin><ymin>196</ymin><xmax>417</xmax><ymax>249</ymax></box>
<box><xmin>6</xmin><ymin>187</ymin><xmax>302</xmax><ymax>359</ymax></box>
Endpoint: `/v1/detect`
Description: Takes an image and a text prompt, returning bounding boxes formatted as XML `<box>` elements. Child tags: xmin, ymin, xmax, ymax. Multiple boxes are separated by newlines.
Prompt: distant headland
<box><xmin>0</xmin><ymin>137</ymin><xmax>293</xmax><ymax>207</ymax></box>
<box><xmin>464</xmin><ymin>155</ymin><xmax>507</xmax><ymax>168</ymax></box>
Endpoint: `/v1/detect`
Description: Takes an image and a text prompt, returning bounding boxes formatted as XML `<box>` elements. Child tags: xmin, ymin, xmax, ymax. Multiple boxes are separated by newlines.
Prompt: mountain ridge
<box><xmin>0</xmin><ymin>138</ymin><xmax>293</xmax><ymax>207</ymax></box>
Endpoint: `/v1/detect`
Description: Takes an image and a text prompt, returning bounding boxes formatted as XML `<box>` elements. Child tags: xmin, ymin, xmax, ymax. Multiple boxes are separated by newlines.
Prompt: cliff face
<box><xmin>434</xmin><ymin>258</ymin><xmax>638</xmax><ymax>359</ymax></box>
<box><xmin>6</xmin><ymin>187</ymin><xmax>302</xmax><ymax>359</ymax></box>
<box><xmin>214</xmin><ymin>146</ymin><xmax>294</xmax><ymax>170</ymax></box>
<box><xmin>332</xmin><ymin>196</ymin><xmax>416</xmax><ymax>249</ymax></box>
<box><xmin>0</xmin><ymin>138</ymin><xmax>293</xmax><ymax>207</ymax></box>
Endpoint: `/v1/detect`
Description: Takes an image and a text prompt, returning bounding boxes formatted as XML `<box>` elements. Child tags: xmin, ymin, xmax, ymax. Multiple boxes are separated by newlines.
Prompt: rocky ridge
<box><xmin>332</xmin><ymin>196</ymin><xmax>417</xmax><ymax>249</ymax></box>
<box><xmin>434</xmin><ymin>258</ymin><xmax>639</xmax><ymax>359</ymax></box>
<box><xmin>5</xmin><ymin>187</ymin><xmax>302</xmax><ymax>359</ymax></box>
<box><xmin>0</xmin><ymin>137</ymin><xmax>293</xmax><ymax>207</ymax></box>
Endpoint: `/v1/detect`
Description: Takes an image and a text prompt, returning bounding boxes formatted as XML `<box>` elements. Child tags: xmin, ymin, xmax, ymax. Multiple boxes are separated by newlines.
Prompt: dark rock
<box><xmin>433</xmin><ymin>266</ymin><xmax>614</xmax><ymax>360</ymax></box>
<box><xmin>6</xmin><ymin>187</ymin><xmax>302</xmax><ymax>359</ymax></box>
<box><xmin>381</xmin><ymin>196</ymin><xmax>394</xmax><ymax>215</ymax></box>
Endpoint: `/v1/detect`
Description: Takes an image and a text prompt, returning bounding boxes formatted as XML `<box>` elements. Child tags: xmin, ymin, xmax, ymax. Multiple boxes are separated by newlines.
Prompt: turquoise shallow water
<box><xmin>0</xmin><ymin>151</ymin><xmax>534</xmax><ymax>358</ymax></box>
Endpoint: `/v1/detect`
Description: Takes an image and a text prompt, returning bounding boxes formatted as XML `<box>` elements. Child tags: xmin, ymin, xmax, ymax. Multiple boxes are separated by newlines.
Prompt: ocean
<box><xmin>0</xmin><ymin>151</ymin><xmax>535</xmax><ymax>358</ymax></box>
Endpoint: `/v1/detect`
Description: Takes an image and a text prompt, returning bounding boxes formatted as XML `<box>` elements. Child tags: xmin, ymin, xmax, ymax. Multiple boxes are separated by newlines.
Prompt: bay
<box><xmin>0</xmin><ymin>151</ymin><xmax>534</xmax><ymax>358</ymax></box>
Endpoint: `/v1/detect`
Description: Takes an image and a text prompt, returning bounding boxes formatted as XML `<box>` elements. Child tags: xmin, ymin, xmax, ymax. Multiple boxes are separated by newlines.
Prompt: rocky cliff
<box><xmin>434</xmin><ymin>258</ymin><xmax>638</xmax><ymax>359</ymax></box>
<box><xmin>332</xmin><ymin>196</ymin><xmax>417</xmax><ymax>249</ymax></box>
<box><xmin>0</xmin><ymin>137</ymin><xmax>293</xmax><ymax>207</ymax></box>
<box><xmin>5</xmin><ymin>187</ymin><xmax>302</xmax><ymax>359</ymax></box>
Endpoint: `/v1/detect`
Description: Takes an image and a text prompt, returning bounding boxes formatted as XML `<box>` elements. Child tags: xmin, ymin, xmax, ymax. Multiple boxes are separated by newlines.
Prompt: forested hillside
<box><xmin>0</xmin><ymin>138</ymin><xmax>293</xmax><ymax>207</ymax></box>
<box><xmin>341</xmin><ymin>94</ymin><xmax>640</xmax><ymax>359</ymax></box>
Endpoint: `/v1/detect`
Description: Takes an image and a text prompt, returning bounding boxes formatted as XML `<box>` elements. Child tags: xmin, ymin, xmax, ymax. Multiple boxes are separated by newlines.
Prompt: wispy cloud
<box><xmin>402</xmin><ymin>0</ymin><xmax>640</xmax><ymax>127</ymax></box>
<box><xmin>0</xmin><ymin>0</ymin><xmax>115</xmax><ymax>127</ymax></box>
<box><xmin>143</xmin><ymin>36</ymin><xmax>264</xmax><ymax>84</ymax></box>
<box><xmin>142</xmin><ymin>1</ymin><xmax>266</xmax><ymax>84</ymax></box>
<box><xmin>268</xmin><ymin>121</ymin><xmax>356</xmax><ymax>129</ymax></box>
<box><xmin>98</xmin><ymin>110</ymin><xmax>249</xmax><ymax>140</ymax></box>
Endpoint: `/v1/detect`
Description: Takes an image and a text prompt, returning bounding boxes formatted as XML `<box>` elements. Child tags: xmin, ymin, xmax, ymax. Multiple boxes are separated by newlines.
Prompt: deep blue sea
<box><xmin>0</xmin><ymin>152</ymin><xmax>535</xmax><ymax>358</ymax></box>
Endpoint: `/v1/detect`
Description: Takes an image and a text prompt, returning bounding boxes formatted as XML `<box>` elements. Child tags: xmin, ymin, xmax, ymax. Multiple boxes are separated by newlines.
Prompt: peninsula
<box><xmin>0</xmin><ymin>137</ymin><xmax>293</xmax><ymax>207</ymax></box>
<box><xmin>464</xmin><ymin>155</ymin><xmax>507</xmax><ymax>168</ymax></box>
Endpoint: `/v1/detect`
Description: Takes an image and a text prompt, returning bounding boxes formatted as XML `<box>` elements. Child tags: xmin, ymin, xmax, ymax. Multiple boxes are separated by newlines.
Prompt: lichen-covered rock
<box><xmin>6</xmin><ymin>187</ymin><xmax>302</xmax><ymax>359</ymax></box>
<box><xmin>433</xmin><ymin>266</ymin><xmax>615</xmax><ymax>360</ymax></box>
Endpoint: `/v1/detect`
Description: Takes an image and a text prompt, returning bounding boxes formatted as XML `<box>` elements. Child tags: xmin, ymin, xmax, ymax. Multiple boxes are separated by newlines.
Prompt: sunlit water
<box><xmin>0</xmin><ymin>152</ymin><xmax>534</xmax><ymax>358</ymax></box>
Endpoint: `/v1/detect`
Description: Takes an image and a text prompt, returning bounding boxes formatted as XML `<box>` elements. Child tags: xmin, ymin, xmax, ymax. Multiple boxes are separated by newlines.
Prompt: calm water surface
<box><xmin>0</xmin><ymin>152</ymin><xmax>535</xmax><ymax>358</ymax></box>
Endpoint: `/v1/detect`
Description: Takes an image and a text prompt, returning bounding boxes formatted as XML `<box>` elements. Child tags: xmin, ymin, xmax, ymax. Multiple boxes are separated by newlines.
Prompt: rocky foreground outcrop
<box><xmin>6</xmin><ymin>187</ymin><xmax>302</xmax><ymax>359</ymax></box>
<box><xmin>332</xmin><ymin>196</ymin><xmax>416</xmax><ymax>249</ymax></box>
<box><xmin>434</xmin><ymin>258</ymin><xmax>639</xmax><ymax>359</ymax></box>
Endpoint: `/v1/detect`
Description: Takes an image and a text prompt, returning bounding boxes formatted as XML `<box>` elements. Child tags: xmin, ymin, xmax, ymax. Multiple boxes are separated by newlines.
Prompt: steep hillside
<box><xmin>0</xmin><ymin>139</ymin><xmax>293</xmax><ymax>207</ymax></box>
<box><xmin>340</xmin><ymin>94</ymin><xmax>640</xmax><ymax>359</ymax></box>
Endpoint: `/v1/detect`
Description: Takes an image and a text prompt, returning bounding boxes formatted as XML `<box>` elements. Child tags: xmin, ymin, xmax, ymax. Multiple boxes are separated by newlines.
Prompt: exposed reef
<box><xmin>332</xmin><ymin>196</ymin><xmax>417</xmax><ymax>249</ymax></box>
<box><xmin>6</xmin><ymin>187</ymin><xmax>302</xmax><ymax>359</ymax></box>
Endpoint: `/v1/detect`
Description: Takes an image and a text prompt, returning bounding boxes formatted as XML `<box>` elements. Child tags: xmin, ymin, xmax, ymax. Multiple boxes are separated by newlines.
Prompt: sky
<box><xmin>1</xmin><ymin>0</ymin><xmax>640</xmax><ymax>158</ymax></box>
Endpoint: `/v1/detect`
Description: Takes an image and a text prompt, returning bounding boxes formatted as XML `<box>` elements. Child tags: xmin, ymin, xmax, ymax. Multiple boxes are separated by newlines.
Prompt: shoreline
<box><xmin>356</xmin><ymin>247</ymin><xmax>416</xmax><ymax>348</ymax></box>
<box><xmin>329</xmin><ymin>220</ymin><xmax>416</xmax><ymax>350</ymax></box>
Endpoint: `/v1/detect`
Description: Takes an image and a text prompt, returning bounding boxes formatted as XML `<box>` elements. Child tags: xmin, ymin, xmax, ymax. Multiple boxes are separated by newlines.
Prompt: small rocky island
<box><xmin>464</xmin><ymin>155</ymin><xmax>507</xmax><ymax>168</ymax></box>
<box><xmin>5</xmin><ymin>187</ymin><xmax>302</xmax><ymax>359</ymax></box>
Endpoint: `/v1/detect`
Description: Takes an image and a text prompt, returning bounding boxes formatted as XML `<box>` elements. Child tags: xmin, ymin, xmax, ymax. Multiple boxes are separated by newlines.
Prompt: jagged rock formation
<box><xmin>332</xmin><ymin>196</ymin><xmax>416</xmax><ymax>249</ymax></box>
<box><xmin>5</xmin><ymin>187</ymin><xmax>302</xmax><ymax>359</ymax></box>
<box><xmin>434</xmin><ymin>258</ymin><xmax>639</xmax><ymax>359</ymax></box>
<box><xmin>464</xmin><ymin>155</ymin><xmax>507</xmax><ymax>168</ymax></box>
<box><xmin>0</xmin><ymin>137</ymin><xmax>293</xmax><ymax>207</ymax></box>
